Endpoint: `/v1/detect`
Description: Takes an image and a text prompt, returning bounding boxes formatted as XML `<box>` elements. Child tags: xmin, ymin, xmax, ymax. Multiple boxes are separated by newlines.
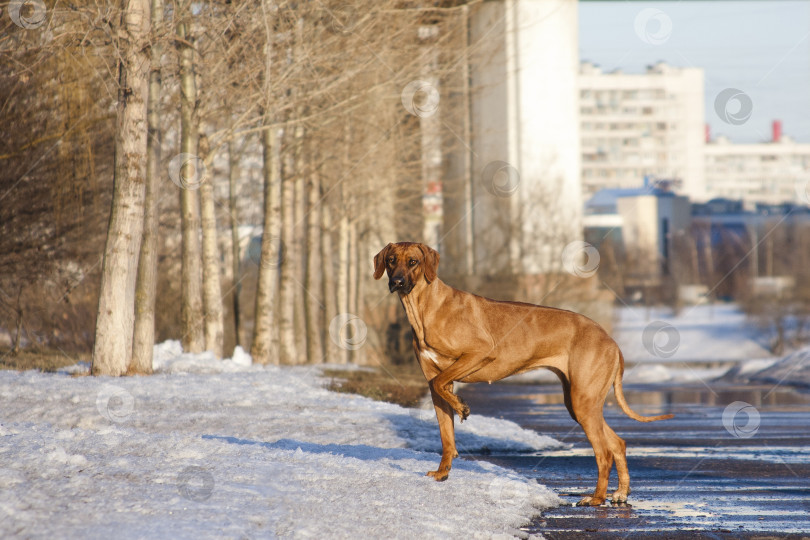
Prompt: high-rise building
<box><xmin>705</xmin><ymin>124</ymin><xmax>810</xmax><ymax>206</ymax></box>
<box><xmin>579</xmin><ymin>61</ymin><xmax>706</xmax><ymax>201</ymax></box>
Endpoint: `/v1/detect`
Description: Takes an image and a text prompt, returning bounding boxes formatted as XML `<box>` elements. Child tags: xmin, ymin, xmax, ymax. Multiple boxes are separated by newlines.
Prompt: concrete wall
<box><xmin>465</xmin><ymin>0</ymin><xmax>582</xmax><ymax>275</ymax></box>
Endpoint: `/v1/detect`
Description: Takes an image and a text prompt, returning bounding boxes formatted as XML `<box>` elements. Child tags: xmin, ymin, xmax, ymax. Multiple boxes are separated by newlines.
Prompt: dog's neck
<box><xmin>397</xmin><ymin>278</ymin><xmax>444</xmax><ymax>345</ymax></box>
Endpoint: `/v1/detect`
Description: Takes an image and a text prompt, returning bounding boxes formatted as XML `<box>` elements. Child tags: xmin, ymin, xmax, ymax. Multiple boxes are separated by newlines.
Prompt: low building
<box><xmin>584</xmin><ymin>180</ymin><xmax>690</xmax><ymax>288</ymax></box>
<box><xmin>704</xmin><ymin>124</ymin><xmax>810</xmax><ymax>206</ymax></box>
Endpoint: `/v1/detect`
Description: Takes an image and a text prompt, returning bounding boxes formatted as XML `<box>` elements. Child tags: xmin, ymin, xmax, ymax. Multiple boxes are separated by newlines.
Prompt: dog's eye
<box><xmin>409</xmin><ymin>259</ymin><xmax>418</xmax><ymax>267</ymax></box>
<box><xmin>387</xmin><ymin>257</ymin><xmax>395</xmax><ymax>265</ymax></box>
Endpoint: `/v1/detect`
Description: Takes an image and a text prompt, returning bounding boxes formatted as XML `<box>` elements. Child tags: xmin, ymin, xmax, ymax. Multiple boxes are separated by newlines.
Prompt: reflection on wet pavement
<box><xmin>458</xmin><ymin>382</ymin><xmax>810</xmax><ymax>538</ymax></box>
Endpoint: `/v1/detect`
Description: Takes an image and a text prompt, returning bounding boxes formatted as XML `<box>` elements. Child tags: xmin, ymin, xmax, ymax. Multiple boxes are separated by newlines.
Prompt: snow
<box><xmin>734</xmin><ymin>346</ymin><xmax>810</xmax><ymax>388</ymax></box>
<box><xmin>613</xmin><ymin>304</ymin><xmax>772</xmax><ymax>363</ymax></box>
<box><xmin>1</xmin><ymin>343</ymin><xmax>563</xmax><ymax>539</ymax></box>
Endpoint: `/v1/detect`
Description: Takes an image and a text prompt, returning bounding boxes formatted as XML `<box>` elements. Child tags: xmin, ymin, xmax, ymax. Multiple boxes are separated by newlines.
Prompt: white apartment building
<box><xmin>579</xmin><ymin>61</ymin><xmax>706</xmax><ymax>201</ymax></box>
<box><xmin>705</xmin><ymin>132</ymin><xmax>810</xmax><ymax>206</ymax></box>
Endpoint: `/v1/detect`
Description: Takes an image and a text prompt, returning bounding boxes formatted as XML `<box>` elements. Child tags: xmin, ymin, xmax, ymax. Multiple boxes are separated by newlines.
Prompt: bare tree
<box><xmin>198</xmin><ymin>134</ymin><xmax>225</xmax><ymax>357</ymax></box>
<box><xmin>92</xmin><ymin>0</ymin><xmax>152</xmax><ymax>376</ymax></box>
<box><xmin>305</xmin><ymin>169</ymin><xmax>325</xmax><ymax>362</ymax></box>
<box><xmin>131</xmin><ymin>0</ymin><xmax>165</xmax><ymax>374</ymax></box>
<box><xmin>176</xmin><ymin>13</ymin><xmax>204</xmax><ymax>353</ymax></box>
<box><xmin>228</xmin><ymin>140</ymin><xmax>243</xmax><ymax>347</ymax></box>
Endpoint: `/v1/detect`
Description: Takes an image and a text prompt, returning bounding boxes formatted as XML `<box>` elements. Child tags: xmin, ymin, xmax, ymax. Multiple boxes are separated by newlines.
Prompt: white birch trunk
<box><xmin>293</xmin><ymin>129</ymin><xmax>307</xmax><ymax>363</ymax></box>
<box><xmin>337</xmin><ymin>210</ymin><xmax>350</xmax><ymax>365</ymax></box>
<box><xmin>251</xmin><ymin>125</ymin><xmax>282</xmax><ymax>364</ymax></box>
<box><xmin>228</xmin><ymin>140</ymin><xmax>242</xmax><ymax>347</ymax></box>
<box><xmin>131</xmin><ymin>0</ymin><xmax>163</xmax><ymax>375</ymax></box>
<box><xmin>92</xmin><ymin>0</ymin><xmax>151</xmax><ymax>376</ymax></box>
<box><xmin>199</xmin><ymin>134</ymin><xmax>224</xmax><ymax>358</ymax></box>
<box><xmin>347</xmin><ymin>219</ymin><xmax>359</xmax><ymax>364</ymax></box>
<box><xmin>278</xmin><ymin>128</ymin><xmax>298</xmax><ymax>364</ymax></box>
<box><xmin>177</xmin><ymin>19</ymin><xmax>204</xmax><ymax>353</ymax></box>
<box><xmin>321</xmin><ymin>201</ymin><xmax>339</xmax><ymax>364</ymax></box>
<box><xmin>304</xmin><ymin>171</ymin><xmax>324</xmax><ymax>363</ymax></box>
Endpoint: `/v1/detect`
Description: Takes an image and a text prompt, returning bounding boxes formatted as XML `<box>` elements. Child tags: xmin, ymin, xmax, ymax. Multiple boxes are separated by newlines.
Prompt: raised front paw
<box><xmin>455</xmin><ymin>397</ymin><xmax>470</xmax><ymax>422</ymax></box>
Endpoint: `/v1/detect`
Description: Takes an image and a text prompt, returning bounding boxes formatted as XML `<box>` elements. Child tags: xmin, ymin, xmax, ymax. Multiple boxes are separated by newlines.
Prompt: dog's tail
<box><xmin>614</xmin><ymin>350</ymin><xmax>674</xmax><ymax>422</ymax></box>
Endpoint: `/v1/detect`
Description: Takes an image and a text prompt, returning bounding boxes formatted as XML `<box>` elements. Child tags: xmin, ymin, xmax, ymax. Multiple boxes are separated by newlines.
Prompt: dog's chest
<box><xmin>417</xmin><ymin>344</ymin><xmax>452</xmax><ymax>370</ymax></box>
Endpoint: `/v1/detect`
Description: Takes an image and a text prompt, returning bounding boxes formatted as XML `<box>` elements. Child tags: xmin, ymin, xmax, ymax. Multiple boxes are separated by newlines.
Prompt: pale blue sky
<box><xmin>579</xmin><ymin>1</ymin><xmax>810</xmax><ymax>143</ymax></box>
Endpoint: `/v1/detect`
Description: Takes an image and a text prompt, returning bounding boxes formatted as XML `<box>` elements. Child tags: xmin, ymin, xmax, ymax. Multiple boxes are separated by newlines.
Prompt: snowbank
<box><xmin>0</xmin><ymin>343</ymin><xmax>563</xmax><ymax>539</ymax></box>
<box><xmin>731</xmin><ymin>346</ymin><xmax>810</xmax><ymax>388</ymax></box>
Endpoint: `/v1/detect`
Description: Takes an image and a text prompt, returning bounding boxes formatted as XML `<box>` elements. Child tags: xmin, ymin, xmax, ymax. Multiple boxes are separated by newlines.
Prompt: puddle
<box><xmin>459</xmin><ymin>381</ymin><xmax>810</xmax><ymax>536</ymax></box>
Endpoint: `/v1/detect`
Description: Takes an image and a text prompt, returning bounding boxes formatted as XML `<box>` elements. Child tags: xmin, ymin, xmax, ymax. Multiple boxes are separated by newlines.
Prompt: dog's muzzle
<box><xmin>389</xmin><ymin>276</ymin><xmax>412</xmax><ymax>294</ymax></box>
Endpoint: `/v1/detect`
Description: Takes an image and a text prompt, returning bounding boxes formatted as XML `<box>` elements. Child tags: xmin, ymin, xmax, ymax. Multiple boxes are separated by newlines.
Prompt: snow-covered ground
<box><xmin>0</xmin><ymin>342</ymin><xmax>563</xmax><ymax>539</ymax></box>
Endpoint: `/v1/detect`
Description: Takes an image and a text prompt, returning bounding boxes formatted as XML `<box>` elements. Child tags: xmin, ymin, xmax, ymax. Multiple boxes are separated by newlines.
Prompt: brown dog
<box><xmin>374</xmin><ymin>241</ymin><xmax>673</xmax><ymax>506</ymax></box>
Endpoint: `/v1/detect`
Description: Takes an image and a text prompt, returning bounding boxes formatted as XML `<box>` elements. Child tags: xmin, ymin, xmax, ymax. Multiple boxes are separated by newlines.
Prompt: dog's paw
<box><xmin>456</xmin><ymin>397</ymin><xmax>470</xmax><ymax>422</ymax></box>
<box><xmin>576</xmin><ymin>496</ymin><xmax>605</xmax><ymax>507</ymax></box>
<box><xmin>611</xmin><ymin>490</ymin><xmax>629</xmax><ymax>504</ymax></box>
<box><xmin>426</xmin><ymin>469</ymin><xmax>449</xmax><ymax>482</ymax></box>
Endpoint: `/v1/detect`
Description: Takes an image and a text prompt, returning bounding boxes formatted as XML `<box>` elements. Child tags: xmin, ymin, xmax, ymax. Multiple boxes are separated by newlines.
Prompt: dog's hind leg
<box><xmin>576</xmin><ymin>410</ymin><xmax>613</xmax><ymax>506</ymax></box>
<box><xmin>603</xmin><ymin>422</ymin><xmax>630</xmax><ymax>503</ymax></box>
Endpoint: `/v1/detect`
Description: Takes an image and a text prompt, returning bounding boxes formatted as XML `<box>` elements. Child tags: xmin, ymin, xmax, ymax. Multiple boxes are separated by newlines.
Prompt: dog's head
<box><xmin>373</xmin><ymin>242</ymin><xmax>439</xmax><ymax>295</ymax></box>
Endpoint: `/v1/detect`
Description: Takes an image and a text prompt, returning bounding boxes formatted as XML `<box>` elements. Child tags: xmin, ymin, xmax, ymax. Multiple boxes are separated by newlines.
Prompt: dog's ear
<box><xmin>373</xmin><ymin>243</ymin><xmax>393</xmax><ymax>280</ymax></box>
<box><xmin>419</xmin><ymin>244</ymin><xmax>440</xmax><ymax>283</ymax></box>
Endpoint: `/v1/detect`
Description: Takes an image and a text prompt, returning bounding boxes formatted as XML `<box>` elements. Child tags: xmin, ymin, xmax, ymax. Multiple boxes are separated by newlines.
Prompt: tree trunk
<box><xmin>252</xmin><ymin>4</ymin><xmax>281</xmax><ymax>364</ymax></box>
<box><xmin>131</xmin><ymin>0</ymin><xmax>163</xmax><ymax>375</ymax></box>
<box><xmin>92</xmin><ymin>0</ymin><xmax>151</xmax><ymax>376</ymax></box>
<box><xmin>12</xmin><ymin>288</ymin><xmax>23</xmax><ymax>355</ymax></box>
<box><xmin>337</xmin><ymin>208</ymin><xmax>350</xmax><ymax>364</ymax></box>
<box><xmin>321</xmin><ymin>201</ymin><xmax>339</xmax><ymax>364</ymax></box>
<box><xmin>278</xmin><ymin>128</ymin><xmax>298</xmax><ymax>364</ymax></box>
<box><xmin>305</xmin><ymin>171</ymin><xmax>324</xmax><ymax>363</ymax></box>
<box><xmin>228</xmin><ymin>140</ymin><xmax>241</xmax><ymax>347</ymax></box>
<box><xmin>251</xmin><ymin>124</ymin><xmax>282</xmax><ymax>364</ymax></box>
<box><xmin>347</xmin><ymin>219</ymin><xmax>358</xmax><ymax>363</ymax></box>
<box><xmin>177</xmin><ymin>19</ymin><xmax>204</xmax><ymax>353</ymax></box>
<box><xmin>293</xmin><ymin>128</ymin><xmax>307</xmax><ymax>362</ymax></box>
<box><xmin>198</xmin><ymin>135</ymin><xmax>224</xmax><ymax>358</ymax></box>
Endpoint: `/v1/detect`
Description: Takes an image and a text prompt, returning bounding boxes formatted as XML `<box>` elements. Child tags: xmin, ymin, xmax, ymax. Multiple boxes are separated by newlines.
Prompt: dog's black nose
<box><xmin>389</xmin><ymin>277</ymin><xmax>405</xmax><ymax>292</ymax></box>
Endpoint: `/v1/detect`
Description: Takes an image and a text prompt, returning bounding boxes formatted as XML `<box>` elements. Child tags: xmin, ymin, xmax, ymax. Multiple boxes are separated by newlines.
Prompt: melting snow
<box><xmin>1</xmin><ymin>342</ymin><xmax>563</xmax><ymax>539</ymax></box>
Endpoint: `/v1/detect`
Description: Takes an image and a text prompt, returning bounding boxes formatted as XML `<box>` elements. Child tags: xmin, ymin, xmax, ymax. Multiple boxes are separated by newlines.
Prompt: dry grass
<box><xmin>0</xmin><ymin>348</ymin><xmax>87</xmax><ymax>372</ymax></box>
<box><xmin>324</xmin><ymin>364</ymin><xmax>428</xmax><ymax>408</ymax></box>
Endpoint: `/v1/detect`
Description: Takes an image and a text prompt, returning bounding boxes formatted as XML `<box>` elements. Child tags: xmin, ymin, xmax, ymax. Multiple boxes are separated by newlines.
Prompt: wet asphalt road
<box><xmin>458</xmin><ymin>382</ymin><xmax>810</xmax><ymax>538</ymax></box>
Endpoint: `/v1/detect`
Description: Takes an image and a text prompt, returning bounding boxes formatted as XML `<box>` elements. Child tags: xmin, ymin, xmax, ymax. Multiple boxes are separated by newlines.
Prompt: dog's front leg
<box><xmin>426</xmin><ymin>384</ymin><xmax>458</xmax><ymax>481</ymax></box>
<box><xmin>429</xmin><ymin>353</ymin><xmax>495</xmax><ymax>422</ymax></box>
